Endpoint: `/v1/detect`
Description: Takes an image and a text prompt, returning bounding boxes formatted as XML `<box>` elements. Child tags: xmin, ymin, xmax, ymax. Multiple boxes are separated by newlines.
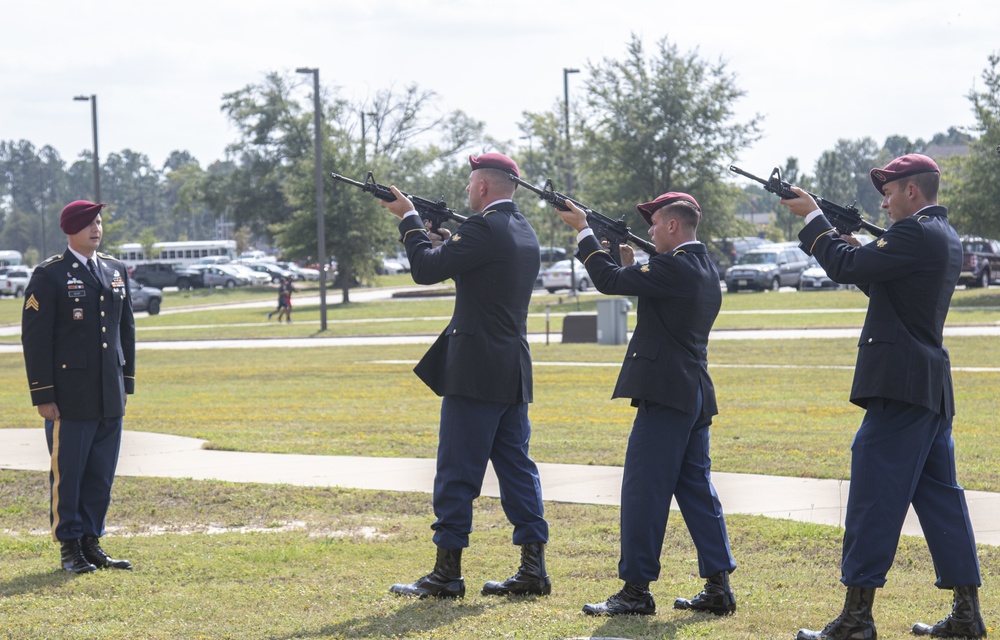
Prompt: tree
<box><xmin>530</xmin><ymin>34</ymin><xmax>763</xmax><ymax>243</ymax></box>
<box><xmin>269</xmin><ymin>80</ymin><xmax>485</xmax><ymax>304</ymax></box>
<box><xmin>208</xmin><ymin>72</ymin><xmax>312</xmax><ymax>236</ymax></box>
<box><xmin>942</xmin><ymin>53</ymin><xmax>1000</xmax><ymax>237</ymax></box>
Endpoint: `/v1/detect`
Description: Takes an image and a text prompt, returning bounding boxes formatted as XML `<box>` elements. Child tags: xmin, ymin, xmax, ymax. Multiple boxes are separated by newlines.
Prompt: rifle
<box><xmin>729</xmin><ymin>165</ymin><xmax>886</xmax><ymax>238</ymax></box>
<box><xmin>330</xmin><ymin>171</ymin><xmax>467</xmax><ymax>232</ymax></box>
<box><xmin>509</xmin><ymin>175</ymin><xmax>656</xmax><ymax>265</ymax></box>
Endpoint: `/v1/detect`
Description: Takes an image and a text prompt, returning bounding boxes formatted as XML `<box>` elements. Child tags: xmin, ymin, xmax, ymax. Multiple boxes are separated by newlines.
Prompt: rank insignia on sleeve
<box><xmin>876</xmin><ymin>238</ymin><xmax>888</xmax><ymax>248</ymax></box>
<box><xmin>24</xmin><ymin>294</ymin><xmax>40</xmax><ymax>311</ymax></box>
<box><xmin>640</xmin><ymin>264</ymin><xmax>650</xmax><ymax>273</ymax></box>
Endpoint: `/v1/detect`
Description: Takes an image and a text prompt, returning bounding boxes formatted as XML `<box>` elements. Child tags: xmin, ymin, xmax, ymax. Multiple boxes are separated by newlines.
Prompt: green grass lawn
<box><xmin>1</xmin><ymin>471</ymin><xmax>997</xmax><ymax>639</ymax></box>
<box><xmin>2</xmin><ymin>284</ymin><xmax>998</xmax><ymax>638</ymax></box>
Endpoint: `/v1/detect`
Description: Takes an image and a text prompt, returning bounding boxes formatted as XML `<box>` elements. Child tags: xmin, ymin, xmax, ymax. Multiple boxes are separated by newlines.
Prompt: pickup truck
<box><xmin>1</xmin><ymin>267</ymin><xmax>32</xmax><ymax>297</ymax></box>
<box><xmin>959</xmin><ymin>235</ymin><xmax>1000</xmax><ymax>289</ymax></box>
<box><xmin>129</xmin><ymin>262</ymin><xmax>202</xmax><ymax>289</ymax></box>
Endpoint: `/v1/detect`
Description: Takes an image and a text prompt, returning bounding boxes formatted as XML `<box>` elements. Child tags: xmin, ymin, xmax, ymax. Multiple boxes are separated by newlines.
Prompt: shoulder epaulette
<box><xmin>97</xmin><ymin>251</ymin><xmax>117</xmax><ymax>260</ymax></box>
<box><xmin>39</xmin><ymin>254</ymin><xmax>64</xmax><ymax>267</ymax></box>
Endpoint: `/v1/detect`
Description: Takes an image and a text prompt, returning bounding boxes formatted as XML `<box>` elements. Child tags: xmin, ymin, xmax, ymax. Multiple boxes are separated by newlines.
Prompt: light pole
<box><xmin>73</xmin><ymin>94</ymin><xmax>100</xmax><ymax>203</ymax></box>
<box><xmin>295</xmin><ymin>67</ymin><xmax>327</xmax><ymax>331</ymax></box>
<box><xmin>562</xmin><ymin>68</ymin><xmax>580</xmax><ymax>298</ymax></box>
<box><xmin>360</xmin><ymin>110</ymin><xmax>377</xmax><ymax>163</ymax></box>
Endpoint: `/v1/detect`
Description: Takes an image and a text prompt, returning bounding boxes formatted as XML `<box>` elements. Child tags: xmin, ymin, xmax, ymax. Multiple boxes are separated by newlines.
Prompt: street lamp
<box><xmin>563</xmin><ymin>68</ymin><xmax>580</xmax><ymax>298</ymax></box>
<box><xmin>73</xmin><ymin>94</ymin><xmax>100</xmax><ymax>203</ymax></box>
<box><xmin>295</xmin><ymin>67</ymin><xmax>328</xmax><ymax>331</ymax></box>
<box><xmin>360</xmin><ymin>110</ymin><xmax>377</xmax><ymax>163</ymax></box>
<box><xmin>562</xmin><ymin>68</ymin><xmax>579</xmax><ymax>190</ymax></box>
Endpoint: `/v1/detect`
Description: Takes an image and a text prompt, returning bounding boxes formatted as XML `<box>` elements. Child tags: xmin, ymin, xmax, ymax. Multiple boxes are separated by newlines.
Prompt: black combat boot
<box><xmin>482</xmin><ymin>542</ymin><xmax>552</xmax><ymax>596</ymax></box>
<box><xmin>82</xmin><ymin>535</ymin><xmax>133</xmax><ymax>570</ymax></box>
<box><xmin>60</xmin><ymin>539</ymin><xmax>97</xmax><ymax>574</ymax></box>
<box><xmin>389</xmin><ymin>547</ymin><xmax>465</xmax><ymax>599</ymax></box>
<box><xmin>796</xmin><ymin>586</ymin><xmax>877</xmax><ymax>640</ymax></box>
<box><xmin>912</xmin><ymin>585</ymin><xmax>987</xmax><ymax>638</ymax></box>
<box><xmin>674</xmin><ymin>571</ymin><xmax>737</xmax><ymax>615</ymax></box>
<box><xmin>582</xmin><ymin>582</ymin><xmax>656</xmax><ymax>616</ymax></box>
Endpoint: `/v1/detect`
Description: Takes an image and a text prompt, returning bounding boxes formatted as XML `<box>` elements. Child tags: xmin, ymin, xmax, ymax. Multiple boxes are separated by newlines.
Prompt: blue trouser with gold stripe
<box><xmin>841</xmin><ymin>397</ymin><xmax>980</xmax><ymax>588</ymax></box>
<box><xmin>45</xmin><ymin>417</ymin><xmax>123</xmax><ymax>542</ymax></box>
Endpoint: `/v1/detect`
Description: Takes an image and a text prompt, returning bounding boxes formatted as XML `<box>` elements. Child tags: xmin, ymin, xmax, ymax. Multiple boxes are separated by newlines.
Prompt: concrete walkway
<box><xmin>3</xmin><ymin>428</ymin><xmax>998</xmax><ymax>546</ymax></box>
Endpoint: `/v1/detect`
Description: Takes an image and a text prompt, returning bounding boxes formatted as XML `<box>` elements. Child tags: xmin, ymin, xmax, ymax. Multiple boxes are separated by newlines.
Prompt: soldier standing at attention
<box><xmin>21</xmin><ymin>200</ymin><xmax>135</xmax><ymax>573</ymax></box>
<box><xmin>379</xmin><ymin>153</ymin><xmax>551</xmax><ymax>600</ymax></box>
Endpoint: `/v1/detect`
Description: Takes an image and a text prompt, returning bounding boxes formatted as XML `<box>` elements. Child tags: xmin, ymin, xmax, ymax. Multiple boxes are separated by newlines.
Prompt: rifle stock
<box><xmin>509</xmin><ymin>175</ymin><xmax>656</xmax><ymax>265</ymax></box>
<box><xmin>729</xmin><ymin>165</ymin><xmax>885</xmax><ymax>237</ymax></box>
<box><xmin>330</xmin><ymin>171</ymin><xmax>467</xmax><ymax>232</ymax></box>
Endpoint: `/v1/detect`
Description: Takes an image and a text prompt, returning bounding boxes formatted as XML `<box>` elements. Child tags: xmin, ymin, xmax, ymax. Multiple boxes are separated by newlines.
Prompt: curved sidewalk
<box><xmin>2</xmin><ymin>428</ymin><xmax>998</xmax><ymax>546</ymax></box>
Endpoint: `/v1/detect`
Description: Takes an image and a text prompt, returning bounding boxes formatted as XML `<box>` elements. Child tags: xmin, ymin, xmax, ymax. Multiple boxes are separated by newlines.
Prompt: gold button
<box><xmin>868</xmin><ymin>338</ymin><xmax>873</xmax><ymax>343</ymax></box>
<box><xmin>100</xmin><ymin>295</ymin><xmax>105</xmax><ymax>301</ymax></box>
<box><xmin>62</xmin><ymin>364</ymin><xmax>67</xmax><ymax>369</ymax></box>
<box><xmin>101</xmin><ymin>311</ymin><xmax>105</xmax><ymax>317</ymax></box>
<box><xmin>102</xmin><ymin>327</ymin><xmax>107</xmax><ymax>333</ymax></box>
<box><xmin>102</xmin><ymin>343</ymin><xmax>108</xmax><ymax>349</ymax></box>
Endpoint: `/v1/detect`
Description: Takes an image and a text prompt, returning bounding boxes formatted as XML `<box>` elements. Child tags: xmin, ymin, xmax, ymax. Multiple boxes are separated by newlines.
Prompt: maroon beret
<box><xmin>469</xmin><ymin>152</ymin><xmax>519</xmax><ymax>178</ymax></box>
<box><xmin>870</xmin><ymin>154</ymin><xmax>939</xmax><ymax>195</ymax></box>
<box><xmin>60</xmin><ymin>200</ymin><xmax>106</xmax><ymax>234</ymax></box>
<box><xmin>636</xmin><ymin>192</ymin><xmax>701</xmax><ymax>225</ymax></box>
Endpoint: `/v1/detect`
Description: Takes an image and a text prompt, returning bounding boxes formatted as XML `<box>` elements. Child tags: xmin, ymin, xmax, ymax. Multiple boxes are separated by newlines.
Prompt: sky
<box><xmin>2</xmin><ymin>0</ymin><xmax>998</xmax><ymax>185</ymax></box>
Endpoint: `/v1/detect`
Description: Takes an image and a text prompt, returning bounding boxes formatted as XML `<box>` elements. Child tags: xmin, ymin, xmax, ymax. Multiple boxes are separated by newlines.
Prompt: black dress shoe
<box><xmin>582</xmin><ymin>582</ymin><xmax>656</xmax><ymax>616</ymax></box>
<box><xmin>389</xmin><ymin>547</ymin><xmax>465</xmax><ymax>599</ymax></box>
<box><xmin>60</xmin><ymin>539</ymin><xmax>97</xmax><ymax>574</ymax></box>
<box><xmin>482</xmin><ymin>542</ymin><xmax>551</xmax><ymax>596</ymax></box>
<box><xmin>674</xmin><ymin>571</ymin><xmax>736</xmax><ymax>615</ymax></box>
<box><xmin>81</xmin><ymin>536</ymin><xmax>133</xmax><ymax>570</ymax></box>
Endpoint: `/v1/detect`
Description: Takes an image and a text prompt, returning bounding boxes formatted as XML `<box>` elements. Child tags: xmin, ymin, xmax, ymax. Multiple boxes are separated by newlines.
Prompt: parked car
<box><xmin>710</xmin><ymin>236</ymin><xmax>767</xmax><ymax>273</ymax></box>
<box><xmin>539</xmin><ymin>246</ymin><xmax>568</xmax><ymax>264</ymax></box>
<box><xmin>798</xmin><ymin>256</ymin><xmax>843</xmax><ymax>291</ymax></box>
<box><xmin>540</xmin><ymin>259</ymin><xmax>590</xmax><ymax>293</ymax></box>
<box><xmin>129</xmin><ymin>280</ymin><xmax>163</xmax><ymax>315</ymax></box>
<box><xmin>130</xmin><ymin>262</ymin><xmax>201</xmax><ymax>290</ymax></box>
<box><xmin>199</xmin><ymin>265</ymin><xmax>251</xmax><ymax>288</ymax></box>
<box><xmin>245</xmin><ymin>261</ymin><xmax>299</xmax><ymax>283</ymax></box>
<box><xmin>958</xmin><ymin>235</ymin><xmax>1000</xmax><ymax>289</ymax></box>
<box><xmin>1</xmin><ymin>267</ymin><xmax>32</xmax><ymax>297</ymax></box>
<box><xmin>724</xmin><ymin>246</ymin><xmax>810</xmax><ymax>292</ymax></box>
<box><xmin>191</xmin><ymin>256</ymin><xmax>231</xmax><ymax>266</ymax></box>
<box><xmin>226</xmin><ymin>263</ymin><xmax>271</xmax><ymax>285</ymax></box>
<box><xmin>277</xmin><ymin>262</ymin><xmax>320</xmax><ymax>281</ymax></box>
<box><xmin>376</xmin><ymin>253</ymin><xmax>408</xmax><ymax>275</ymax></box>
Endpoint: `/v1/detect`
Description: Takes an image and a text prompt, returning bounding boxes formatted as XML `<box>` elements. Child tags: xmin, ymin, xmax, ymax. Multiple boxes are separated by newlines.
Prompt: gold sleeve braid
<box><xmin>809</xmin><ymin>228</ymin><xmax>837</xmax><ymax>255</ymax></box>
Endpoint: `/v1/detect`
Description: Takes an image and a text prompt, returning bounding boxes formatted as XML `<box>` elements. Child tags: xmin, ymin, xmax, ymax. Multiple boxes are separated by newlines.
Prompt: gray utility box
<box><xmin>596</xmin><ymin>298</ymin><xmax>632</xmax><ymax>345</ymax></box>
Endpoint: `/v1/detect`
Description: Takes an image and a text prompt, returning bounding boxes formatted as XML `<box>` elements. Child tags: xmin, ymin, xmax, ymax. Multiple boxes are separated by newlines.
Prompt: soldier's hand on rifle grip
<box><xmin>779</xmin><ymin>186</ymin><xmax>821</xmax><ymax>218</ymax></box>
<box><xmin>619</xmin><ymin>244</ymin><xmax>635</xmax><ymax>267</ymax></box>
<box><xmin>557</xmin><ymin>199</ymin><xmax>590</xmax><ymax>232</ymax></box>
<box><xmin>380</xmin><ymin>185</ymin><xmax>416</xmax><ymax>219</ymax></box>
<box><xmin>426</xmin><ymin>221</ymin><xmax>450</xmax><ymax>248</ymax></box>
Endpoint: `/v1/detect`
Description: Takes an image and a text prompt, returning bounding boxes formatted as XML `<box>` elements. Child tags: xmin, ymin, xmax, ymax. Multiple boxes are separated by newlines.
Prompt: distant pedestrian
<box><xmin>20</xmin><ymin>199</ymin><xmax>135</xmax><ymax>574</ymax></box>
<box><xmin>268</xmin><ymin>277</ymin><xmax>294</xmax><ymax>323</ymax></box>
